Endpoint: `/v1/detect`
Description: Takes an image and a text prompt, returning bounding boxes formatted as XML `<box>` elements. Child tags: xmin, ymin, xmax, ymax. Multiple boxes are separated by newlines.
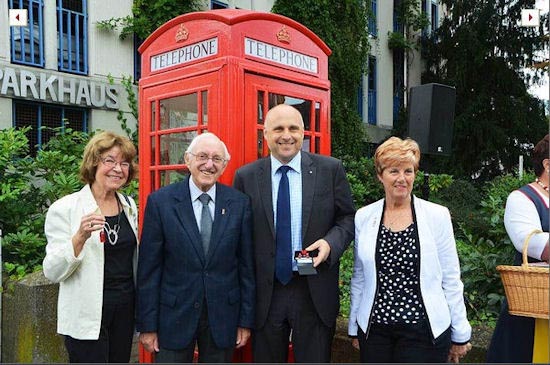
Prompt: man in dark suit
<box><xmin>137</xmin><ymin>132</ymin><xmax>255</xmax><ymax>363</ymax></box>
<box><xmin>233</xmin><ymin>104</ymin><xmax>355</xmax><ymax>362</ymax></box>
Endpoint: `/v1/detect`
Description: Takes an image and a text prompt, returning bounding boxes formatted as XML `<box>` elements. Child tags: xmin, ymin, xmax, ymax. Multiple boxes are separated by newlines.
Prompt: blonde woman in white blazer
<box><xmin>348</xmin><ymin>137</ymin><xmax>471</xmax><ymax>363</ymax></box>
<box><xmin>43</xmin><ymin>131</ymin><xmax>138</xmax><ymax>363</ymax></box>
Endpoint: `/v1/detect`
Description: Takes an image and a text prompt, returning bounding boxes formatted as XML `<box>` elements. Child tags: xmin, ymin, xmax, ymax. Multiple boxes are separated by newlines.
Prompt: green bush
<box><xmin>339</xmin><ymin>243</ymin><xmax>354</xmax><ymax>318</ymax></box>
<box><xmin>1</xmin><ymin>126</ymin><xmax>139</xmax><ymax>281</ymax></box>
<box><xmin>432</xmin><ymin>179</ymin><xmax>484</xmax><ymax>235</ymax></box>
<box><xmin>456</xmin><ymin>172</ymin><xmax>535</xmax><ymax>325</ymax></box>
<box><xmin>1</xmin><ymin>127</ymin><xmax>87</xmax><ymax>280</ymax></box>
<box><xmin>344</xmin><ymin>156</ymin><xmax>384</xmax><ymax>207</ymax></box>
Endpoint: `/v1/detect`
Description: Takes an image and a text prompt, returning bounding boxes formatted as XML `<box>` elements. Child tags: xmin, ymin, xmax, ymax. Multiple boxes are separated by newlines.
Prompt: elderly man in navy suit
<box><xmin>137</xmin><ymin>132</ymin><xmax>255</xmax><ymax>363</ymax></box>
<box><xmin>233</xmin><ymin>104</ymin><xmax>355</xmax><ymax>362</ymax></box>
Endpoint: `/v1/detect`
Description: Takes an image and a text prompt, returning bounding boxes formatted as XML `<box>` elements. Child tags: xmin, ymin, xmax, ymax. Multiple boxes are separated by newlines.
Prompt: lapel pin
<box><xmin>309</xmin><ymin>170</ymin><xmax>312</xmax><ymax>174</ymax></box>
<box><xmin>221</xmin><ymin>208</ymin><xmax>226</xmax><ymax>215</ymax></box>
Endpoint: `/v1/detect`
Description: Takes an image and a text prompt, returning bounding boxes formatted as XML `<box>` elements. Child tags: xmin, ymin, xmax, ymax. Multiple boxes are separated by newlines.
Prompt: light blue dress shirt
<box><xmin>271</xmin><ymin>152</ymin><xmax>303</xmax><ymax>271</ymax></box>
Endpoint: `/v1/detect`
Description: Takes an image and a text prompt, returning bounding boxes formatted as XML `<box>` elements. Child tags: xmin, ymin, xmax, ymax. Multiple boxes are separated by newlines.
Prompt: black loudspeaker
<box><xmin>407</xmin><ymin>83</ymin><xmax>456</xmax><ymax>156</ymax></box>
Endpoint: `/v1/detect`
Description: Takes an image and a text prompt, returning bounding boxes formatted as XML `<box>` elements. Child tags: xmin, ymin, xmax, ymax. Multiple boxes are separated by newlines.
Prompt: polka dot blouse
<box><xmin>372</xmin><ymin>222</ymin><xmax>426</xmax><ymax>324</ymax></box>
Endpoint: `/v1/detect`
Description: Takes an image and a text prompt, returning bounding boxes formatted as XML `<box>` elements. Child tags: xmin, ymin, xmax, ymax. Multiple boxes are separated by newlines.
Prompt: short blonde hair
<box><xmin>374</xmin><ymin>137</ymin><xmax>420</xmax><ymax>175</ymax></box>
<box><xmin>79</xmin><ymin>131</ymin><xmax>138</xmax><ymax>186</ymax></box>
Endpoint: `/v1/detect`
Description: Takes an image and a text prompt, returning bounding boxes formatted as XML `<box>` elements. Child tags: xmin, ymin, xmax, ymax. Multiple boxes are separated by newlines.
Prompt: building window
<box><xmin>13</xmin><ymin>101</ymin><xmax>88</xmax><ymax>156</ymax></box>
<box><xmin>57</xmin><ymin>0</ymin><xmax>88</xmax><ymax>75</ymax></box>
<box><xmin>421</xmin><ymin>0</ymin><xmax>427</xmax><ymax>37</ymax></box>
<box><xmin>211</xmin><ymin>0</ymin><xmax>227</xmax><ymax>9</ymax></box>
<box><xmin>393</xmin><ymin>0</ymin><xmax>404</xmax><ymax>32</ymax></box>
<box><xmin>367</xmin><ymin>56</ymin><xmax>377</xmax><ymax>125</ymax></box>
<box><xmin>393</xmin><ymin>52</ymin><xmax>404</xmax><ymax>124</ymax></box>
<box><xmin>369</xmin><ymin>0</ymin><xmax>377</xmax><ymax>37</ymax></box>
<box><xmin>392</xmin><ymin>0</ymin><xmax>405</xmax><ymax>126</ymax></box>
<box><xmin>10</xmin><ymin>0</ymin><xmax>45</xmax><ymax>67</ymax></box>
<box><xmin>431</xmin><ymin>1</ymin><xmax>438</xmax><ymax>32</ymax></box>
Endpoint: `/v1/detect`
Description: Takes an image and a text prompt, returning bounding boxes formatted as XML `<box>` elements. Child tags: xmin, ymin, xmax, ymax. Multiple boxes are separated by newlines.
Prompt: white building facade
<box><xmin>1</xmin><ymin>0</ymin><xmax>138</xmax><ymax>154</ymax></box>
<box><xmin>360</xmin><ymin>0</ymin><xmax>444</xmax><ymax>142</ymax></box>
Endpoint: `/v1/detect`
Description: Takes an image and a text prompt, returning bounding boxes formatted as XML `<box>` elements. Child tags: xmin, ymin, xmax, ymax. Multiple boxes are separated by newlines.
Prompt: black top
<box><xmin>103</xmin><ymin>210</ymin><xmax>136</xmax><ymax>305</ymax></box>
<box><xmin>372</xmin><ymin>222</ymin><xmax>426</xmax><ymax>324</ymax></box>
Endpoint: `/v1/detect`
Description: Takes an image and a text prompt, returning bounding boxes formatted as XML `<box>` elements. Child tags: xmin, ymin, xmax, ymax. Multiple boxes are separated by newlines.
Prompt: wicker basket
<box><xmin>496</xmin><ymin>229</ymin><xmax>549</xmax><ymax>319</ymax></box>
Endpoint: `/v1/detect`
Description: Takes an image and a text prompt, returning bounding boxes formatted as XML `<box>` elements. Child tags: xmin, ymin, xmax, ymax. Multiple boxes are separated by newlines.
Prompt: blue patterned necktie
<box><xmin>275</xmin><ymin>165</ymin><xmax>292</xmax><ymax>285</ymax></box>
<box><xmin>199</xmin><ymin>193</ymin><xmax>212</xmax><ymax>255</ymax></box>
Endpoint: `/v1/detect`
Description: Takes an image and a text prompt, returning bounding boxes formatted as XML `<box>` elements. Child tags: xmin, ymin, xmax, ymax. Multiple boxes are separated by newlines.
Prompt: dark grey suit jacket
<box><xmin>233</xmin><ymin>151</ymin><xmax>355</xmax><ymax>328</ymax></box>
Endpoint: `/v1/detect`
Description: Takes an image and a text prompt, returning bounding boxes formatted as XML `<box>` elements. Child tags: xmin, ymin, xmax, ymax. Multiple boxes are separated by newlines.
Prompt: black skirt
<box><xmin>486</xmin><ymin>298</ymin><xmax>535</xmax><ymax>363</ymax></box>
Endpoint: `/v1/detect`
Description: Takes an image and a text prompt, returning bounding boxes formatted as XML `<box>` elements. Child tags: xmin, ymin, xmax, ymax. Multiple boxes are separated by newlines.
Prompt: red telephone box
<box><xmin>137</xmin><ymin>9</ymin><xmax>331</xmax><ymax>363</ymax></box>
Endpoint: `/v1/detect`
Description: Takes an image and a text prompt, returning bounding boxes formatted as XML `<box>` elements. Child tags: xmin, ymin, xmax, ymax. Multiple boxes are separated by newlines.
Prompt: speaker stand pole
<box><xmin>421</xmin><ymin>157</ymin><xmax>430</xmax><ymax>201</ymax></box>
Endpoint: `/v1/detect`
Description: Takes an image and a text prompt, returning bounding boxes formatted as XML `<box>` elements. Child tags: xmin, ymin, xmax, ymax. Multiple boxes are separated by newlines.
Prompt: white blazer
<box><xmin>43</xmin><ymin>184</ymin><xmax>139</xmax><ymax>340</ymax></box>
<box><xmin>348</xmin><ymin>196</ymin><xmax>471</xmax><ymax>344</ymax></box>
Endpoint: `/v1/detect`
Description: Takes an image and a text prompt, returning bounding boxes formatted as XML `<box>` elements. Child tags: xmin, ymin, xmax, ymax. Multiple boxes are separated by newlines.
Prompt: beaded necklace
<box><xmin>535</xmin><ymin>177</ymin><xmax>549</xmax><ymax>192</ymax></box>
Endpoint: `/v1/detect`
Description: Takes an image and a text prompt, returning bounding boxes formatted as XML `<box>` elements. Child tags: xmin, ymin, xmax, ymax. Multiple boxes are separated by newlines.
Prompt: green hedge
<box><xmin>0</xmin><ymin>127</ymin><xmax>137</xmax><ymax>280</ymax></box>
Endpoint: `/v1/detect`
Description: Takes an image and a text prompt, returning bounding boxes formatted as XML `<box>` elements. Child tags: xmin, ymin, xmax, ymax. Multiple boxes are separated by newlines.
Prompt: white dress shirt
<box><xmin>504</xmin><ymin>185</ymin><xmax>549</xmax><ymax>260</ymax></box>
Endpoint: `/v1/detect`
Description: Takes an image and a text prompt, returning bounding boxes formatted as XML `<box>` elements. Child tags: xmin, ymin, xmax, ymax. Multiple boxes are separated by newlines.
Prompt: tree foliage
<box><xmin>455</xmin><ymin>172</ymin><xmax>535</xmax><ymax>324</ymax></box>
<box><xmin>271</xmin><ymin>0</ymin><xmax>371</xmax><ymax>158</ymax></box>
<box><xmin>422</xmin><ymin>0</ymin><xmax>548</xmax><ymax>181</ymax></box>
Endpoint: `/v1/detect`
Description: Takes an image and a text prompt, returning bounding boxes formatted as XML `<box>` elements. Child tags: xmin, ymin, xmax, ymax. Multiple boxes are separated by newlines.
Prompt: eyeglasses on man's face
<box><xmin>101</xmin><ymin>157</ymin><xmax>131</xmax><ymax>169</ymax></box>
<box><xmin>188</xmin><ymin>152</ymin><xmax>226</xmax><ymax>165</ymax></box>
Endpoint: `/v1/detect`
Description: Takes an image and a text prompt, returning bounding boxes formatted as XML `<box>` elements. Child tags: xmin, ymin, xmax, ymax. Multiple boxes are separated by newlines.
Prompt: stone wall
<box><xmin>2</xmin><ymin>271</ymin><xmax>67</xmax><ymax>363</ymax></box>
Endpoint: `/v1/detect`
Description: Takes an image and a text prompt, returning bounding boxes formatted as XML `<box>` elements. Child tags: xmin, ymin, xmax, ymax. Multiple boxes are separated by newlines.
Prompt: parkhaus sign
<box><xmin>0</xmin><ymin>66</ymin><xmax>120</xmax><ymax>109</ymax></box>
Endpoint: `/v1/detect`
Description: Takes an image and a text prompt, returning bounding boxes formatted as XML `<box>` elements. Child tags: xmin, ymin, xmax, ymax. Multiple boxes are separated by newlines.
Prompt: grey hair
<box><xmin>185</xmin><ymin>132</ymin><xmax>231</xmax><ymax>161</ymax></box>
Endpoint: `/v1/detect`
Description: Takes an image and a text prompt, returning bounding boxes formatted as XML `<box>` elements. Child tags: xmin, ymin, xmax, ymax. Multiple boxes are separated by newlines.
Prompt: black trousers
<box><xmin>253</xmin><ymin>274</ymin><xmax>334</xmax><ymax>363</ymax></box>
<box><xmin>64</xmin><ymin>300</ymin><xmax>135</xmax><ymax>363</ymax></box>
<box><xmin>155</xmin><ymin>306</ymin><xmax>234</xmax><ymax>363</ymax></box>
<box><xmin>357</xmin><ymin>320</ymin><xmax>451</xmax><ymax>363</ymax></box>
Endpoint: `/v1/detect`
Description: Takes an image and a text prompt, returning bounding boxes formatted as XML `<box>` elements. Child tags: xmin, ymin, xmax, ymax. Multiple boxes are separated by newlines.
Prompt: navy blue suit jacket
<box><xmin>136</xmin><ymin>178</ymin><xmax>255</xmax><ymax>350</ymax></box>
